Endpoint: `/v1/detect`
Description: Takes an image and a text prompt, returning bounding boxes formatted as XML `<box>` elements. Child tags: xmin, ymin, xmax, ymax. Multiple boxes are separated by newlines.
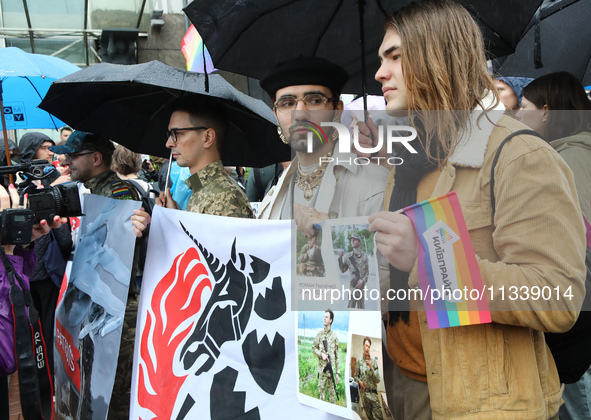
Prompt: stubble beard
<box><xmin>70</xmin><ymin>165</ymin><xmax>91</xmax><ymax>183</ymax></box>
<box><xmin>284</xmin><ymin>118</ymin><xmax>333</xmax><ymax>153</ymax></box>
<box><xmin>69</xmin><ymin>168</ymin><xmax>81</xmax><ymax>182</ymax></box>
<box><xmin>287</xmin><ymin>129</ymin><xmax>328</xmax><ymax>154</ymax></box>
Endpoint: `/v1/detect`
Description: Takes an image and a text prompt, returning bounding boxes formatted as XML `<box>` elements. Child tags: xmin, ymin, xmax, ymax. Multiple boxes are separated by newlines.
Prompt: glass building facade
<box><xmin>0</xmin><ymin>0</ymin><xmax>159</xmax><ymax>66</ymax></box>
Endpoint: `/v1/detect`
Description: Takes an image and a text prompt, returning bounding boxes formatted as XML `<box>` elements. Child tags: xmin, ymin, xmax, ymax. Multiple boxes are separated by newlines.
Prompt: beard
<box><xmin>285</xmin><ymin>123</ymin><xmax>331</xmax><ymax>153</ymax></box>
<box><xmin>289</xmin><ymin>133</ymin><xmax>324</xmax><ymax>152</ymax></box>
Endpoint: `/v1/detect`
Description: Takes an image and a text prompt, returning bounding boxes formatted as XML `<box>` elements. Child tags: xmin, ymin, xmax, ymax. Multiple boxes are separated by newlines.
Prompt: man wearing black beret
<box><xmin>257</xmin><ymin>56</ymin><xmax>389</xmax><ymax>309</ymax></box>
<box><xmin>258</xmin><ymin>56</ymin><xmax>388</xmax><ymax>223</ymax></box>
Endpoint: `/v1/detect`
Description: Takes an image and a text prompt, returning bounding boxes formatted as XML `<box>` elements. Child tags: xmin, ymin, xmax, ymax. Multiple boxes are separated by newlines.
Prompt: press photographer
<box><xmin>0</xmin><ymin>183</ymin><xmax>68</xmax><ymax>420</ymax></box>
<box><xmin>17</xmin><ymin>133</ymin><xmax>58</xmax><ymax>188</ymax></box>
<box><xmin>1</xmin><ymin>134</ymin><xmax>81</xmax><ymax>419</ymax></box>
<box><xmin>0</xmin><ymin>155</ymin><xmax>83</xmax><ymax>225</ymax></box>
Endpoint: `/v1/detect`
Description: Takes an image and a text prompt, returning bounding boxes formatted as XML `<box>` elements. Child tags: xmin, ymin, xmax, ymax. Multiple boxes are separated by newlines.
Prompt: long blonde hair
<box><xmin>385</xmin><ymin>0</ymin><xmax>499</xmax><ymax>163</ymax></box>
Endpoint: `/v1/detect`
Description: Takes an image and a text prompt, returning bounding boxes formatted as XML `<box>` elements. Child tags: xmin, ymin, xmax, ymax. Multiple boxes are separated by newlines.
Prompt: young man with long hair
<box><xmin>367</xmin><ymin>1</ymin><xmax>586</xmax><ymax>418</ymax></box>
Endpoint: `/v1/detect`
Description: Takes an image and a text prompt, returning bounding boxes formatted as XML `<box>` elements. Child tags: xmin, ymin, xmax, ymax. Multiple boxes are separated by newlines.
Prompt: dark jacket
<box><xmin>18</xmin><ymin>132</ymin><xmax>53</xmax><ymax>162</ymax></box>
<box><xmin>0</xmin><ymin>138</ymin><xmax>17</xmax><ymax>166</ymax></box>
<box><xmin>20</xmin><ymin>134</ymin><xmax>70</xmax><ymax>284</ymax></box>
<box><xmin>158</xmin><ymin>160</ymin><xmax>169</xmax><ymax>192</ymax></box>
<box><xmin>17</xmin><ymin>132</ymin><xmax>58</xmax><ymax>187</ymax></box>
<box><xmin>31</xmin><ymin>224</ymin><xmax>72</xmax><ymax>284</ymax></box>
<box><xmin>138</xmin><ymin>168</ymin><xmax>159</xmax><ymax>186</ymax></box>
<box><xmin>0</xmin><ymin>139</ymin><xmax>20</xmax><ymax>187</ymax></box>
<box><xmin>245</xmin><ymin>163</ymin><xmax>284</xmax><ymax>202</ymax></box>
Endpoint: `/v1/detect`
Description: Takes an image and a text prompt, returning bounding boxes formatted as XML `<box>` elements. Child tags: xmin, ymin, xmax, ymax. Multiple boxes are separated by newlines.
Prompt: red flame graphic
<box><xmin>138</xmin><ymin>248</ymin><xmax>212</xmax><ymax>419</ymax></box>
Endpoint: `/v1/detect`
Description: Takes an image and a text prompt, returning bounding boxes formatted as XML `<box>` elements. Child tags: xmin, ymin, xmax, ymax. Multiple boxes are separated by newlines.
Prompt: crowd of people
<box><xmin>1</xmin><ymin>0</ymin><xmax>590</xmax><ymax>418</ymax></box>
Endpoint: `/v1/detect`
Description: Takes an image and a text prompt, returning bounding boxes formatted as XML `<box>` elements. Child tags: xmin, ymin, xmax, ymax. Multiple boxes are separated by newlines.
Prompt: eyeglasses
<box><xmin>274</xmin><ymin>94</ymin><xmax>334</xmax><ymax>113</ymax></box>
<box><xmin>64</xmin><ymin>151</ymin><xmax>94</xmax><ymax>161</ymax></box>
<box><xmin>166</xmin><ymin>126</ymin><xmax>208</xmax><ymax>143</ymax></box>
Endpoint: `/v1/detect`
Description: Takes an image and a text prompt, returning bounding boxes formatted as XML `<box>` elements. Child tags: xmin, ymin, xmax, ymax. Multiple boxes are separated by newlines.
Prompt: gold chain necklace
<box><xmin>295</xmin><ymin>150</ymin><xmax>333</xmax><ymax>201</ymax></box>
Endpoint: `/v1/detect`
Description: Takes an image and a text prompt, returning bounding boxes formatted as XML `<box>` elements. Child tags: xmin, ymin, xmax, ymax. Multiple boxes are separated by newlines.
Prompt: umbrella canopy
<box><xmin>496</xmin><ymin>0</ymin><xmax>591</xmax><ymax>85</ymax></box>
<box><xmin>39</xmin><ymin>60</ymin><xmax>290</xmax><ymax>166</ymax></box>
<box><xmin>0</xmin><ymin>47</ymin><xmax>80</xmax><ymax>130</ymax></box>
<box><xmin>184</xmin><ymin>0</ymin><xmax>543</xmax><ymax>97</ymax></box>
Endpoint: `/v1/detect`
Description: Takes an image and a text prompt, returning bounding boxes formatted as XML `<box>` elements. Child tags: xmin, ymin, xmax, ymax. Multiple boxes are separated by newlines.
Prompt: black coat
<box><xmin>31</xmin><ymin>223</ymin><xmax>72</xmax><ymax>284</ymax></box>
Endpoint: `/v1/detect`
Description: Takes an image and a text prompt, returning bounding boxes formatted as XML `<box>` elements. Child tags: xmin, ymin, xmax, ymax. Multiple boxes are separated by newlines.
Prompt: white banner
<box><xmin>132</xmin><ymin>207</ymin><xmax>352</xmax><ymax>419</ymax></box>
<box><xmin>54</xmin><ymin>194</ymin><xmax>140</xmax><ymax>420</ymax></box>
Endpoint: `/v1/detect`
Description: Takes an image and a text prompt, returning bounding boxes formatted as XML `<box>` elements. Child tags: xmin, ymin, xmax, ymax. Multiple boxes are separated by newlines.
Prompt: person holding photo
<box><xmin>366</xmin><ymin>1</ymin><xmax>586</xmax><ymax>418</ymax></box>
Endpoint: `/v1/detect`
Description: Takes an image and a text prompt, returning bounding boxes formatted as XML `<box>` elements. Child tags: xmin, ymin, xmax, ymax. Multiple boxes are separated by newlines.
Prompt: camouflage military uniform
<box><xmin>84</xmin><ymin>170</ymin><xmax>140</xmax><ymax>201</ymax></box>
<box><xmin>355</xmin><ymin>354</ymin><xmax>383</xmax><ymax>420</ymax></box>
<box><xmin>84</xmin><ymin>169</ymin><xmax>140</xmax><ymax>419</ymax></box>
<box><xmin>185</xmin><ymin>160</ymin><xmax>253</xmax><ymax>218</ymax></box>
<box><xmin>298</xmin><ymin>240</ymin><xmax>325</xmax><ymax>277</ymax></box>
<box><xmin>312</xmin><ymin>326</ymin><xmax>339</xmax><ymax>403</ymax></box>
<box><xmin>338</xmin><ymin>250</ymin><xmax>369</xmax><ymax>309</ymax></box>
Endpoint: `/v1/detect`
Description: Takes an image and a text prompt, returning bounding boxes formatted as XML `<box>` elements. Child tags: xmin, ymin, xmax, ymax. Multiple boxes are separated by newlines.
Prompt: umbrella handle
<box><xmin>357</xmin><ymin>0</ymin><xmax>377</xmax><ymax>154</ymax></box>
<box><xmin>163</xmin><ymin>149</ymin><xmax>174</xmax><ymax>199</ymax></box>
<box><xmin>357</xmin><ymin>0</ymin><xmax>368</xmax><ymax>116</ymax></box>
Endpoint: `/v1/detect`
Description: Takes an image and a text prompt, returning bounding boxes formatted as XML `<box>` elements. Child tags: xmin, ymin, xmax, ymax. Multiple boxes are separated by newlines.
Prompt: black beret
<box><xmin>260</xmin><ymin>56</ymin><xmax>349</xmax><ymax>98</ymax></box>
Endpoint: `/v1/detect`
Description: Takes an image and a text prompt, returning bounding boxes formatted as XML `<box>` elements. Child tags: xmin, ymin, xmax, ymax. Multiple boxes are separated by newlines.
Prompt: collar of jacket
<box><xmin>305</xmin><ymin>142</ymin><xmax>361</xmax><ymax>213</ymax></box>
<box><xmin>84</xmin><ymin>169</ymin><xmax>116</xmax><ymax>191</ymax></box>
<box><xmin>385</xmin><ymin>92</ymin><xmax>505</xmax><ymax>205</ymax></box>
<box><xmin>278</xmin><ymin>140</ymin><xmax>360</xmax><ymax>196</ymax></box>
<box><xmin>257</xmin><ymin>141</ymin><xmax>359</xmax><ymax>218</ymax></box>
<box><xmin>447</xmin><ymin>91</ymin><xmax>505</xmax><ymax>169</ymax></box>
<box><xmin>185</xmin><ymin>160</ymin><xmax>225</xmax><ymax>192</ymax></box>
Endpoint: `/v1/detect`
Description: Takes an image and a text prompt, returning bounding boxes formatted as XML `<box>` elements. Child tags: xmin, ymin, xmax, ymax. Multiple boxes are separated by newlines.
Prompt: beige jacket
<box><xmin>385</xmin><ymin>114</ymin><xmax>587</xmax><ymax>419</ymax></box>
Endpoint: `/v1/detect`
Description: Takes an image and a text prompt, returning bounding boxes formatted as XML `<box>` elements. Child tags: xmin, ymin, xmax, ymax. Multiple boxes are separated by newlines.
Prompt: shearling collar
<box><xmin>447</xmin><ymin>92</ymin><xmax>505</xmax><ymax>168</ymax></box>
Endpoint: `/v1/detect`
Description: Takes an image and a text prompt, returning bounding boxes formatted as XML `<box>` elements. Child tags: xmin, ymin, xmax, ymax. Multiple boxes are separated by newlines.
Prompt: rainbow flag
<box><xmin>181</xmin><ymin>25</ymin><xmax>217</xmax><ymax>73</ymax></box>
<box><xmin>404</xmin><ymin>191</ymin><xmax>491</xmax><ymax>329</ymax></box>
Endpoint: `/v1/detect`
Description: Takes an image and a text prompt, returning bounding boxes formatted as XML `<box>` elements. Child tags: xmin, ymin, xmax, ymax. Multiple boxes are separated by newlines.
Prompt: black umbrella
<box><xmin>39</xmin><ymin>60</ymin><xmax>290</xmax><ymax>167</ymax></box>
<box><xmin>185</xmin><ymin>0</ymin><xmax>543</xmax><ymax>100</ymax></box>
<box><xmin>496</xmin><ymin>0</ymin><xmax>591</xmax><ymax>85</ymax></box>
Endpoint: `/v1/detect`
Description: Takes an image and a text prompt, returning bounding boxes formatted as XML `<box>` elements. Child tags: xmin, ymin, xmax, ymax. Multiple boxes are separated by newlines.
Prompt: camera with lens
<box><xmin>0</xmin><ymin>160</ymin><xmax>83</xmax><ymax>245</ymax></box>
<box><xmin>28</xmin><ymin>182</ymin><xmax>83</xmax><ymax>224</ymax></box>
<box><xmin>0</xmin><ymin>159</ymin><xmax>54</xmax><ymax>184</ymax></box>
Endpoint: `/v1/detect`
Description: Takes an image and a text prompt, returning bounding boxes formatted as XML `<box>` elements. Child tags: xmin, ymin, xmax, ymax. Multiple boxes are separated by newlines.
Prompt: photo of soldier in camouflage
<box><xmin>297</xmin><ymin>230</ymin><xmax>325</xmax><ymax>277</ymax></box>
<box><xmin>350</xmin><ymin>335</ymin><xmax>392</xmax><ymax>420</ymax></box>
<box><xmin>297</xmin><ymin>310</ymin><xmax>348</xmax><ymax>408</ymax></box>
<box><xmin>338</xmin><ymin>233</ymin><xmax>369</xmax><ymax>308</ymax></box>
<box><xmin>313</xmin><ymin>310</ymin><xmax>340</xmax><ymax>403</ymax></box>
<box><xmin>331</xmin><ymin>224</ymin><xmax>376</xmax><ymax>309</ymax></box>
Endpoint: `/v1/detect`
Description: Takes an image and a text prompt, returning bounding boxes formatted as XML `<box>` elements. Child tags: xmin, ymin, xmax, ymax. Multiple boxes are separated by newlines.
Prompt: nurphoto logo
<box><xmin>305</xmin><ymin>121</ymin><xmax>418</xmax><ymax>166</ymax></box>
<box><xmin>301</xmin><ymin>120</ymin><xmax>328</xmax><ymax>144</ymax></box>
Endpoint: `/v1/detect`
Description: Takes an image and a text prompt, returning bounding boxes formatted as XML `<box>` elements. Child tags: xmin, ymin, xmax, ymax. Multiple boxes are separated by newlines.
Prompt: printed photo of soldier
<box><xmin>331</xmin><ymin>223</ymin><xmax>378</xmax><ymax>309</ymax></box>
<box><xmin>297</xmin><ymin>310</ymin><xmax>348</xmax><ymax>407</ymax></box>
<box><xmin>350</xmin><ymin>335</ymin><xmax>392</xmax><ymax>420</ymax></box>
<box><xmin>296</xmin><ymin>229</ymin><xmax>325</xmax><ymax>277</ymax></box>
